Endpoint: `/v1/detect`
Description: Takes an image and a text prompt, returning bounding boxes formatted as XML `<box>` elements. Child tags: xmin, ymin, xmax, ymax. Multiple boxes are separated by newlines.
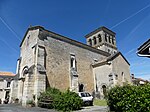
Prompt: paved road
<box><xmin>0</xmin><ymin>104</ymin><xmax>108</xmax><ymax>112</ymax></box>
<box><xmin>75</xmin><ymin>106</ymin><xmax>109</xmax><ymax>112</ymax></box>
<box><xmin>0</xmin><ymin>104</ymin><xmax>57</xmax><ymax>112</ymax></box>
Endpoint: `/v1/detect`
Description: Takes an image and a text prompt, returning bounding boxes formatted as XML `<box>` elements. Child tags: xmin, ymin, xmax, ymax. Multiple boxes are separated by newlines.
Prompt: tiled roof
<box><xmin>0</xmin><ymin>72</ymin><xmax>16</xmax><ymax>77</ymax></box>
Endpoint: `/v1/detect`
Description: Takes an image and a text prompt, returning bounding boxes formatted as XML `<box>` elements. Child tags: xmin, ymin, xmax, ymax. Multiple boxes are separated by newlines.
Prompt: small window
<box><xmin>115</xmin><ymin>75</ymin><xmax>118</xmax><ymax>80</ymax></box>
<box><xmin>27</xmin><ymin>35</ymin><xmax>30</xmax><ymax>46</ymax></box>
<box><xmin>93</xmin><ymin>36</ymin><xmax>97</xmax><ymax>45</ymax></box>
<box><xmin>112</xmin><ymin>38</ymin><xmax>114</xmax><ymax>45</ymax></box>
<box><xmin>88</xmin><ymin>39</ymin><xmax>92</xmax><ymax>46</ymax></box>
<box><xmin>109</xmin><ymin>74</ymin><xmax>113</xmax><ymax>81</ymax></box>
<box><xmin>109</xmin><ymin>36</ymin><xmax>111</xmax><ymax>43</ymax></box>
<box><xmin>122</xmin><ymin>72</ymin><xmax>125</xmax><ymax>82</ymax></box>
<box><xmin>98</xmin><ymin>34</ymin><xmax>102</xmax><ymax>42</ymax></box>
<box><xmin>70</xmin><ymin>54</ymin><xmax>76</xmax><ymax>70</ymax></box>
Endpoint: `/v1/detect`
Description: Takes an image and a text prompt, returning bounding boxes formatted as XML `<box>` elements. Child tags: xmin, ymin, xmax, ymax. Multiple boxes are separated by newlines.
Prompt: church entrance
<box><xmin>102</xmin><ymin>85</ymin><xmax>106</xmax><ymax>97</ymax></box>
<box><xmin>79</xmin><ymin>83</ymin><xmax>84</xmax><ymax>92</ymax></box>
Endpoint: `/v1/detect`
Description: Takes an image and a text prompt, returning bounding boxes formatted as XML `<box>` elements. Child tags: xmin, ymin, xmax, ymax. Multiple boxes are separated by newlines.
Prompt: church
<box><xmin>16</xmin><ymin>26</ymin><xmax>131</xmax><ymax>106</ymax></box>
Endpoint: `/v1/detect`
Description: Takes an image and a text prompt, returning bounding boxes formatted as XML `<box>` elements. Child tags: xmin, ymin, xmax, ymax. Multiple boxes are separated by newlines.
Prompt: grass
<box><xmin>93</xmin><ymin>99</ymin><xmax>107</xmax><ymax>106</ymax></box>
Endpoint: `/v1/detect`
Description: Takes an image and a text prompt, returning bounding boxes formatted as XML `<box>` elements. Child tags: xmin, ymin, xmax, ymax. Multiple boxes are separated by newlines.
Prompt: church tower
<box><xmin>85</xmin><ymin>26</ymin><xmax>117</xmax><ymax>55</ymax></box>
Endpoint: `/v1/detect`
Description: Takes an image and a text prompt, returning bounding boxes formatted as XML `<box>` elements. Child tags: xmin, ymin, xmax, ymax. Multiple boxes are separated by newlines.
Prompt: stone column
<box><xmin>34</xmin><ymin>45</ymin><xmax>46</xmax><ymax>106</ymax></box>
<box><xmin>22</xmin><ymin>75</ymin><xmax>31</xmax><ymax>106</ymax></box>
<box><xmin>34</xmin><ymin>72</ymin><xmax>46</xmax><ymax>106</ymax></box>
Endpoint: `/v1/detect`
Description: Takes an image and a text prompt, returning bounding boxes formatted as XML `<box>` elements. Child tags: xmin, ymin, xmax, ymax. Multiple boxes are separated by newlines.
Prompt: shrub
<box><xmin>38</xmin><ymin>87</ymin><xmax>61</xmax><ymax>108</ymax></box>
<box><xmin>107</xmin><ymin>84</ymin><xmax>150</xmax><ymax>112</ymax></box>
<box><xmin>53</xmin><ymin>90</ymin><xmax>83</xmax><ymax>112</ymax></box>
<box><xmin>26</xmin><ymin>100</ymin><xmax>35</xmax><ymax>107</ymax></box>
<box><xmin>38</xmin><ymin>87</ymin><xmax>82</xmax><ymax>111</ymax></box>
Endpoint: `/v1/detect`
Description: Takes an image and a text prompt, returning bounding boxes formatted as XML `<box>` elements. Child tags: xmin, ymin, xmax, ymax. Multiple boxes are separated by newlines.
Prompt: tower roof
<box><xmin>85</xmin><ymin>26</ymin><xmax>116</xmax><ymax>38</ymax></box>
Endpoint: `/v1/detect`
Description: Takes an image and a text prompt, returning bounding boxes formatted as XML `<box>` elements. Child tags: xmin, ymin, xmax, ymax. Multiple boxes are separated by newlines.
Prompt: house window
<box><xmin>70</xmin><ymin>54</ymin><xmax>76</xmax><ymax>70</ymax></box>
<box><xmin>93</xmin><ymin>36</ymin><xmax>97</xmax><ymax>45</ymax></box>
<box><xmin>7</xmin><ymin>82</ymin><xmax>11</xmax><ymax>87</ymax></box>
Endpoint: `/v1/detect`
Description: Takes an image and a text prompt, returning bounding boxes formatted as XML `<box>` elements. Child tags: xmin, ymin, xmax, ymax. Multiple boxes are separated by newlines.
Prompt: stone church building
<box><xmin>16</xmin><ymin>26</ymin><xmax>131</xmax><ymax>106</ymax></box>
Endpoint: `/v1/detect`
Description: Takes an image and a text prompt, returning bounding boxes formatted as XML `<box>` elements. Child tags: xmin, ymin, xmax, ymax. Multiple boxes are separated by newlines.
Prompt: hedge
<box><xmin>107</xmin><ymin>84</ymin><xmax>150</xmax><ymax>112</ymax></box>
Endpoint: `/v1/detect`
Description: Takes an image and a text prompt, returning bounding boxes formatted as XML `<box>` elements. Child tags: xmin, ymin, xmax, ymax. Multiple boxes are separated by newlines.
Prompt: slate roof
<box><xmin>137</xmin><ymin>39</ymin><xmax>150</xmax><ymax>57</ymax></box>
<box><xmin>138</xmin><ymin>39</ymin><xmax>150</xmax><ymax>51</ymax></box>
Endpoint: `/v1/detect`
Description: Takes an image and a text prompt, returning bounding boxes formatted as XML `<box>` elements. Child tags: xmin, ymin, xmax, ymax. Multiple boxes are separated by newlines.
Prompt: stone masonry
<box><xmin>16</xmin><ymin>26</ymin><xmax>131</xmax><ymax>106</ymax></box>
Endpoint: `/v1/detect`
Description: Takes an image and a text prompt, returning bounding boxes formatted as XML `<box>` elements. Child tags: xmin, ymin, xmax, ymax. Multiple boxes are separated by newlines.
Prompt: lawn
<box><xmin>93</xmin><ymin>99</ymin><xmax>107</xmax><ymax>106</ymax></box>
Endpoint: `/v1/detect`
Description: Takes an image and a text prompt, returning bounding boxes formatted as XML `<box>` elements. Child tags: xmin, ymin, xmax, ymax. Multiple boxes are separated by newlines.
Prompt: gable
<box><xmin>107</xmin><ymin>52</ymin><xmax>130</xmax><ymax>65</ymax></box>
<box><xmin>137</xmin><ymin>39</ymin><xmax>150</xmax><ymax>57</ymax></box>
<box><xmin>20</xmin><ymin>26</ymin><xmax>42</xmax><ymax>47</ymax></box>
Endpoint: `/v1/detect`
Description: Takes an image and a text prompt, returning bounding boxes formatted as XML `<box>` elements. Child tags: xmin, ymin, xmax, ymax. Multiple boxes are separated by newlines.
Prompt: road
<box><xmin>0</xmin><ymin>104</ymin><xmax>108</xmax><ymax>112</ymax></box>
<box><xmin>0</xmin><ymin>104</ymin><xmax>56</xmax><ymax>112</ymax></box>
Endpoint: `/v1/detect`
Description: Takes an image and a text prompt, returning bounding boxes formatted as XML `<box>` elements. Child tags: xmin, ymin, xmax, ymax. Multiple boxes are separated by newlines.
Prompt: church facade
<box><xmin>16</xmin><ymin>26</ymin><xmax>131</xmax><ymax>106</ymax></box>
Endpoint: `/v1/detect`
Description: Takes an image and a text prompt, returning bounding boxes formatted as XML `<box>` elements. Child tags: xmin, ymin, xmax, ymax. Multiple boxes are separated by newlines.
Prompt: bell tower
<box><xmin>85</xmin><ymin>26</ymin><xmax>117</xmax><ymax>55</ymax></box>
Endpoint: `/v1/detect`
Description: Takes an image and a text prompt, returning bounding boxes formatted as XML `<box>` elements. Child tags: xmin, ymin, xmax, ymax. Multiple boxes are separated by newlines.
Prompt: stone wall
<box><xmin>18</xmin><ymin>28</ymin><xmax>46</xmax><ymax>106</ymax></box>
<box><xmin>112</xmin><ymin>54</ymin><xmax>131</xmax><ymax>85</ymax></box>
<box><xmin>41</xmin><ymin>34</ymin><xmax>107</xmax><ymax>93</ymax></box>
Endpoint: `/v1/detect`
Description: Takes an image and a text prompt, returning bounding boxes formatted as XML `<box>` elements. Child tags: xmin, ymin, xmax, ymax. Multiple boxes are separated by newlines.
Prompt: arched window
<box><xmin>93</xmin><ymin>36</ymin><xmax>97</xmax><ymax>45</ymax></box>
<box><xmin>98</xmin><ymin>34</ymin><xmax>102</xmax><ymax>42</ymax></box>
<box><xmin>22</xmin><ymin>66</ymin><xmax>28</xmax><ymax>77</ymax></box>
<box><xmin>112</xmin><ymin>37</ymin><xmax>114</xmax><ymax>45</ymax></box>
<box><xmin>109</xmin><ymin>36</ymin><xmax>111</xmax><ymax>43</ymax></box>
<box><xmin>88</xmin><ymin>39</ymin><xmax>92</xmax><ymax>46</ymax></box>
<box><xmin>105</xmin><ymin>33</ymin><xmax>107</xmax><ymax>42</ymax></box>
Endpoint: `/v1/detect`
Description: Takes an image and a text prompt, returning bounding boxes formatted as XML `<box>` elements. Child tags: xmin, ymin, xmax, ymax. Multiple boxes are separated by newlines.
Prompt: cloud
<box><xmin>125</xmin><ymin>48</ymin><xmax>136</xmax><ymax>56</ymax></box>
<box><xmin>0</xmin><ymin>37</ymin><xmax>18</xmax><ymax>53</ymax></box>
<box><xmin>111</xmin><ymin>3</ymin><xmax>150</xmax><ymax>29</ymax></box>
<box><xmin>0</xmin><ymin>16</ymin><xmax>21</xmax><ymax>41</ymax></box>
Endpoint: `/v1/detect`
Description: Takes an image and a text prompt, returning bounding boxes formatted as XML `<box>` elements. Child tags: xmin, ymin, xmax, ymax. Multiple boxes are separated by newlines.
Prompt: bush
<box><xmin>53</xmin><ymin>90</ymin><xmax>83</xmax><ymax>112</ymax></box>
<box><xmin>38</xmin><ymin>88</ymin><xmax>83</xmax><ymax>111</ymax></box>
<box><xmin>107</xmin><ymin>84</ymin><xmax>150</xmax><ymax>112</ymax></box>
<box><xmin>38</xmin><ymin>87</ymin><xmax>61</xmax><ymax>108</ymax></box>
<box><xmin>26</xmin><ymin>100</ymin><xmax>35</xmax><ymax>107</ymax></box>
